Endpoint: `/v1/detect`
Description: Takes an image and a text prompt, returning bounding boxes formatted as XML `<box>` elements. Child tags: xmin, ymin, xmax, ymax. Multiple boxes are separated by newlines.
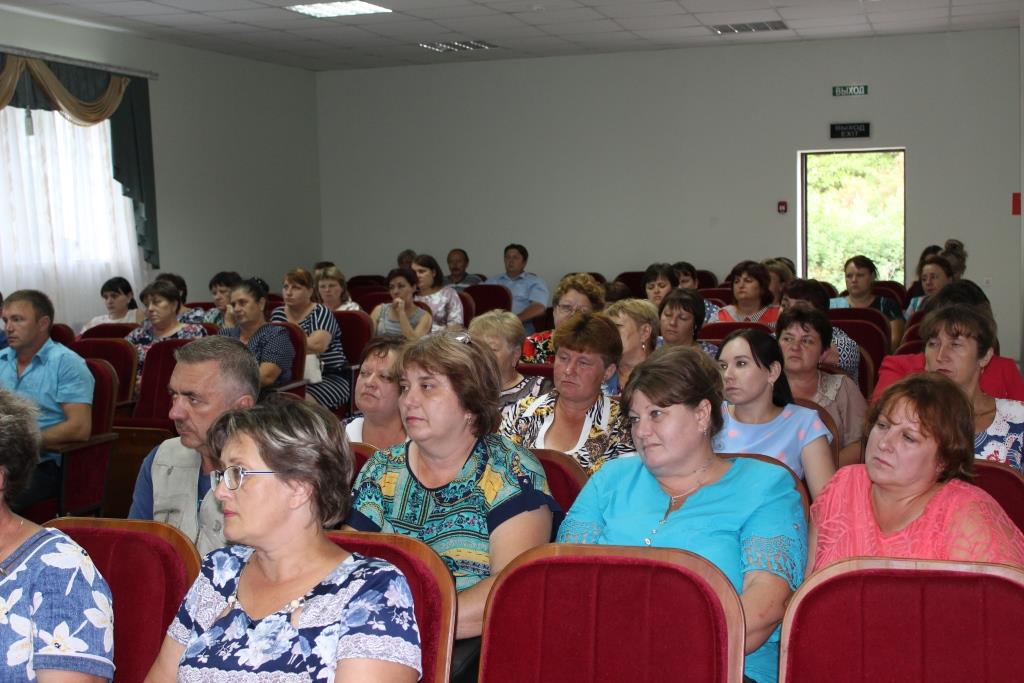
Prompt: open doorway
<box><xmin>800</xmin><ymin>149</ymin><xmax>906</xmax><ymax>293</ymax></box>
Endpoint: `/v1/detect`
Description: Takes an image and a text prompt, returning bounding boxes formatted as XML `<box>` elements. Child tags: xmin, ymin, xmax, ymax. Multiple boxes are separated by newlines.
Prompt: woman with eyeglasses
<box><xmin>521</xmin><ymin>273</ymin><xmax>605</xmax><ymax>364</ymax></box>
<box><xmin>346</xmin><ymin>332</ymin><xmax>557</xmax><ymax>643</ymax></box>
<box><xmin>147</xmin><ymin>397</ymin><xmax>422</xmax><ymax>682</ymax></box>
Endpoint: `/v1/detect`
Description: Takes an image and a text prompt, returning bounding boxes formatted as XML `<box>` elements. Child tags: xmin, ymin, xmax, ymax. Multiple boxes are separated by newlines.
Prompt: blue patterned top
<box><xmin>0</xmin><ymin>529</ymin><xmax>115</xmax><ymax>680</ymax></box>
<box><xmin>557</xmin><ymin>456</ymin><xmax>806</xmax><ymax>683</ymax></box>
<box><xmin>975</xmin><ymin>398</ymin><xmax>1024</xmax><ymax>473</ymax></box>
<box><xmin>713</xmin><ymin>402</ymin><xmax>831</xmax><ymax>480</ymax></box>
<box><xmin>168</xmin><ymin>545</ymin><xmax>421</xmax><ymax>681</ymax></box>
<box><xmin>347</xmin><ymin>434</ymin><xmax>558</xmax><ymax>592</ymax></box>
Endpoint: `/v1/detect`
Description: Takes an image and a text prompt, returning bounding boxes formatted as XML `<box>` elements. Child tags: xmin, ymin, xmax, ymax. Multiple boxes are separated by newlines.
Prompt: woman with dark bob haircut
<box><xmin>642</xmin><ymin>262</ymin><xmax>676</xmax><ymax>307</ymax></box>
<box><xmin>809</xmin><ymin>374</ymin><xmax>1024</xmax><ymax>572</ymax></box>
<box><xmin>829</xmin><ymin>254</ymin><xmax>904</xmax><ymax>350</ymax></box>
<box><xmin>714</xmin><ymin>260</ymin><xmax>781</xmax><ymax>327</ymax></box>
<box><xmin>559</xmin><ymin>346</ymin><xmax>806</xmax><ymax>683</ymax></box>
<box><xmin>370</xmin><ymin>268</ymin><xmax>432</xmax><ymax>340</ymax></box>
<box><xmin>149</xmin><ymin>397</ymin><xmax>422</xmax><ymax>681</ymax></box>
<box><xmin>715</xmin><ymin>328</ymin><xmax>835</xmax><ymax>498</ymax></box>
<box><xmin>658</xmin><ymin>288</ymin><xmax>718</xmax><ymax>357</ymax></box>
<box><xmin>347</xmin><ymin>331</ymin><xmax>557</xmax><ymax>641</ymax></box>
<box><xmin>503</xmin><ymin>312</ymin><xmax>634</xmax><ymax>471</ymax></box>
<box><xmin>0</xmin><ymin>390</ymin><xmax>116</xmax><ymax>680</ymax></box>
<box><xmin>412</xmin><ymin>253</ymin><xmax>464</xmax><ymax>331</ymax></box>
<box><xmin>82</xmin><ymin>275</ymin><xmax>145</xmax><ymax>332</ymax></box>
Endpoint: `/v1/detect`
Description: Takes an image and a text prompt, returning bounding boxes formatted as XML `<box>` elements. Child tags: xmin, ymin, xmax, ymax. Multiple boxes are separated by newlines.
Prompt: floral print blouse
<box><xmin>0</xmin><ymin>529</ymin><xmax>115</xmax><ymax>681</ymax></box>
<box><xmin>168</xmin><ymin>545</ymin><xmax>421</xmax><ymax>681</ymax></box>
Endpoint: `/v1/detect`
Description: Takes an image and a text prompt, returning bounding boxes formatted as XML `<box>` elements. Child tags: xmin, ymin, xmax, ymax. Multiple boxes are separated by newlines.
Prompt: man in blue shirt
<box><xmin>490</xmin><ymin>243</ymin><xmax>550</xmax><ymax>333</ymax></box>
<box><xmin>128</xmin><ymin>336</ymin><xmax>258</xmax><ymax>556</ymax></box>
<box><xmin>0</xmin><ymin>290</ymin><xmax>93</xmax><ymax>509</ymax></box>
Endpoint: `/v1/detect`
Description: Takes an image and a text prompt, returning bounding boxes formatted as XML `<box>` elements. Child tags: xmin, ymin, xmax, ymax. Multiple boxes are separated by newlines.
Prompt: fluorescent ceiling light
<box><xmin>286</xmin><ymin>2</ymin><xmax>391</xmax><ymax>18</ymax></box>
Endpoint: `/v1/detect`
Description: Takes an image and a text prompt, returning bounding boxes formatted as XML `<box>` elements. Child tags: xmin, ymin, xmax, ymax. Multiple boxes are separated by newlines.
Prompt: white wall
<box><xmin>317</xmin><ymin>29</ymin><xmax>1021</xmax><ymax>356</ymax></box>
<box><xmin>0</xmin><ymin>8</ymin><xmax>321</xmax><ymax>317</ymax></box>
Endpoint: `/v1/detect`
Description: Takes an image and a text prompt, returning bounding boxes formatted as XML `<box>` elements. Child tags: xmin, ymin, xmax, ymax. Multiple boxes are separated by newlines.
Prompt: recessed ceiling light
<box><xmin>419</xmin><ymin>40</ymin><xmax>496</xmax><ymax>54</ymax></box>
<box><xmin>286</xmin><ymin>2</ymin><xmax>391</xmax><ymax>18</ymax></box>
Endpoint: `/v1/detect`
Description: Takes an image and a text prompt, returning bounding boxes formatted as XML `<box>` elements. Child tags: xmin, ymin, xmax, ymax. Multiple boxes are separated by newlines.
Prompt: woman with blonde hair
<box><xmin>521</xmin><ymin>273</ymin><xmax>605</xmax><ymax>364</ymax></box>
<box><xmin>605</xmin><ymin>298</ymin><xmax>659</xmax><ymax>395</ymax></box>
<box><xmin>315</xmin><ymin>265</ymin><xmax>362</xmax><ymax>312</ymax></box>
<box><xmin>469</xmin><ymin>310</ymin><xmax>549</xmax><ymax>417</ymax></box>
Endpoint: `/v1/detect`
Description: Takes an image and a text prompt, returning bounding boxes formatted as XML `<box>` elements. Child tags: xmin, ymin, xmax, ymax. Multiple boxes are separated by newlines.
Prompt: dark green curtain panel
<box><xmin>1</xmin><ymin>53</ymin><xmax>159</xmax><ymax>267</ymax></box>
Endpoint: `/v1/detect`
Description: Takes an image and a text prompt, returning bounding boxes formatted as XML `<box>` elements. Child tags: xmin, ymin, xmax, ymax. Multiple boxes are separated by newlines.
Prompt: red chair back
<box><xmin>480</xmin><ymin>544</ymin><xmax>745</xmax><ymax>683</ymax></box>
<box><xmin>894</xmin><ymin>339</ymin><xmax>925</xmax><ymax>355</ymax></box>
<box><xmin>71</xmin><ymin>338</ymin><xmax>138</xmax><ymax>406</ymax></box>
<box><xmin>827</xmin><ymin>307</ymin><xmax>890</xmax><ymax>341</ymax></box>
<box><xmin>350</xmin><ymin>441</ymin><xmax>377</xmax><ymax>481</ymax></box>
<box><xmin>51</xmin><ymin>323</ymin><xmax>75</xmax><ymax>346</ymax></box>
<box><xmin>352</xmin><ymin>289</ymin><xmax>393</xmax><ymax>313</ymax></box>
<box><xmin>973</xmin><ymin>460</ymin><xmax>1024</xmax><ymax>533</ymax></box>
<box><xmin>780</xmin><ymin>558</ymin><xmax>1024</xmax><ymax>683</ymax></box>
<box><xmin>907</xmin><ymin>309</ymin><xmax>927</xmax><ymax>328</ymax></box>
<box><xmin>613</xmin><ymin>271</ymin><xmax>645</xmax><ymax>298</ymax></box>
<box><xmin>903</xmin><ymin>322</ymin><xmax>922</xmax><ymax>343</ymax></box>
<box><xmin>518</xmin><ymin>362</ymin><xmax>553</xmax><ymax>380</ymax></box>
<box><xmin>349</xmin><ymin>274</ymin><xmax>388</xmax><ymax>288</ymax></box>
<box><xmin>831</xmin><ymin>319</ymin><xmax>887</xmax><ymax>385</ymax></box>
<box><xmin>698</xmin><ymin>287</ymin><xmax>736</xmax><ymax>306</ymax></box>
<box><xmin>695</xmin><ymin>269</ymin><xmax>719</xmax><ymax>288</ymax></box>
<box><xmin>820</xmin><ymin>281</ymin><xmax>839</xmax><ymax>298</ymax></box>
<box><xmin>270</xmin><ymin>321</ymin><xmax>307</xmax><ymax>394</ymax></box>
<box><xmin>697</xmin><ymin>321</ymin><xmax>772</xmax><ymax>343</ymax></box>
<box><xmin>264</xmin><ymin>293</ymin><xmax>284</xmax><ymax>319</ymax></box>
<box><xmin>328</xmin><ymin>531</ymin><xmax>456</xmax><ymax>683</ymax></box>
<box><xmin>334</xmin><ymin>310</ymin><xmax>373</xmax><ymax>365</ymax></box>
<box><xmin>133</xmin><ymin>339</ymin><xmax>193</xmax><ymax>420</ymax></box>
<box><xmin>466</xmin><ymin>284</ymin><xmax>513</xmax><ymax>315</ymax></box>
<box><xmin>587</xmin><ymin>271</ymin><xmax>607</xmax><ymax>284</ymax></box>
<box><xmin>458</xmin><ymin>291</ymin><xmax>476</xmax><ymax>327</ymax></box>
<box><xmin>46</xmin><ymin>518</ymin><xmax>200</xmax><ymax>683</ymax></box>
<box><xmin>80</xmin><ymin>322</ymin><xmax>139</xmax><ymax>339</ymax></box>
<box><xmin>531</xmin><ymin>448</ymin><xmax>589</xmax><ymax>510</ymax></box>
<box><xmin>875</xmin><ymin>280</ymin><xmax>908</xmax><ymax>307</ymax></box>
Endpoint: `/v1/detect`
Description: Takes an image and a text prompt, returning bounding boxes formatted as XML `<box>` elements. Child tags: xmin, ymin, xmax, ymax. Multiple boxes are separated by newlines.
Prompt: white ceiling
<box><xmin>2</xmin><ymin>0</ymin><xmax>1021</xmax><ymax>71</ymax></box>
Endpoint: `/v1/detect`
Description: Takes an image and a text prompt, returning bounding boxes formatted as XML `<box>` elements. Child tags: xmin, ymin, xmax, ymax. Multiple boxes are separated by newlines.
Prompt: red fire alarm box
<box><xmin>778</xmin><ymin>201</ymin><xmax>788</xmax><ymax>214</ymax></box>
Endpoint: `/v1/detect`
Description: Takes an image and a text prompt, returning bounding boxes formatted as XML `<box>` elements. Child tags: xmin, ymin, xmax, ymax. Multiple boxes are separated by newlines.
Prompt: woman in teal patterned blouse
<box><xmin>346</xmin><ymin>331</ymin><xmax>558</xmax><ymax>639</ymax></box>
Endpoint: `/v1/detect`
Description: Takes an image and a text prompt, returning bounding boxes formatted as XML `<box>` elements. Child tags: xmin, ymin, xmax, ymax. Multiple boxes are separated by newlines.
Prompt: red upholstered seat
<box><xmin>894</xmin><ymin>339</ymin><xmax>925</xmax><ymax>355</ymax></box>
<box><xmin>830</xmin><ymin>319</ymin><xmax>888</xmax><ymax>385</ymax></box>
<box><xmin>973</xmin><ymin>460</ymin><xmax>1024</xmax><ymax>533</ymax></box>
<box><xmin>50</xmin><ymin>322</ymin><xmax>75</xmax><ymax>346</ymax></box>
<box><xmin>45</xmin><ymin>518</ymin><xmax>200</xmax><ymax>683</ymax></box>
<box><xmin>349</xmin><ymin>274</ymin><xmax>388</xmax><ymax>289</ymax></box>
<box><xmin>269</xmin><ymin>321</ymin><xmax>307</xmax><ymax>398</ymax></box>
<box><xmin>696</xmin><ymin>269</ymin><xmax>719</xmax><ymax>288</ymax></box>
<box><xmin>518</xmin><ymin>362</ymin><xmax>553</xmax><ymax>380</ymax></box>
<box><xmin>465</xmin><ymin>284</ymin><xmax>513</xmax><ymax>316</ymax></box>
<box><xmin>80</xmin><ymin>322</ymin><xmax>139</xmax><ymax>339</ymax></box>
<box><xmin>530</xmin><ymin>448</ymin><xmax>589</xmax><ymax>511</ymax></box>
<box><xmin>780</xmin><ymin>558</ymin><xmax>1024</xmax><ymax>683</ymax></box>
<box><xmin>328</xmin><ymin>530</ymin><xmax>456</xmax><ymax>683</ymax></box>
<box><xmin>458</xmin><ymin>291</ymin><xmax>476</xmax><ymax>327</ymax></box>
<box><xmin>334</xmin><ymin>310</ymin><xmax>373</xmax><ymax>413</ymax></box>
<box><xmin>827</xmin><ymin>307</ymin><xmax>890</xmax><ymax>341</ymax></box>
<box><xmin>698</xmin><ymin>321</ymin><xmax>772</xmax><ymax>343</ymax></box>
<box><xmin>71</xmin><ymin>337</ymin><xmax>138</xmax><ymax>406</ymax></box>
<box><xmin>874</xmin><ymin>280</ymin><xmax>908</xmax><ymax>307</ymax></box>
<box><xmin>349</xmin><ymin>441</ymin><xmax>376</xmax><ymax>483</ymax></box>
<box><xmin>902</xmin><ymin>322</ymin><xmax>922</xmax><ymax>342</ymax></box>
<box><xmin>613</xmin><ymin>271</ymin><xmax>645</xmax><ymax>298</ymax></box>
<box><xmin>698</xmin><ymin>286</ymin><xmax>736</xmax><ymax>306</ymax></box>
<box><xmin>479</xmin><ymin>544</ymin><xmax>745</xmax><ymax>683</ymax></box>
<box><xmin>353</xmin><ymin>289</ymin><xmax>392</xmax><ymax>312</ymax></box>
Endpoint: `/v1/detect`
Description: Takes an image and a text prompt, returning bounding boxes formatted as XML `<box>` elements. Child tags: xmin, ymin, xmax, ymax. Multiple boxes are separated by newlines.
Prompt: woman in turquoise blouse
<box><xmin>558</xmin><ymin>345</ymin><xmax>806</xmax><ymax>683</ymax></box>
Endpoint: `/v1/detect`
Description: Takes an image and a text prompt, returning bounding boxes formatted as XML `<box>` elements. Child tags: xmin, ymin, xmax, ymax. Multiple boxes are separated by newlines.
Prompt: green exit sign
<box><xmin>833</xmin><ymin>85</ymin><xmax>868</xmax><ymax>96</ymax></box>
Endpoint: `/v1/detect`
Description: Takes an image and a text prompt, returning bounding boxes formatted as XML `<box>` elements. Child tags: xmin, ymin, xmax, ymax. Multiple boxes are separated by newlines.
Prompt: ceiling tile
<box><xmin>154</xmin><ymin>0</ymin><xmax>262</xmax><ymax>10</ymax></box>
<box><xmin>483</xmin><ymin>0</ymin><xmax>584</xmax><ymax>11</ymax></box>
<box><xmin>85</xmin><ymin>1</ymin><xmax>184</xmax><ymax>17</ymax></box>
<box><xmin>776</xmin><ymin>3</ymin><xmax>867</xmax><ymax>20</ymax></box>
<box><xmin>951</xmin><ymin>2</ymin><xmax>1022</xmax><ymax>16</ymax></box>
<box><xmin>785</xmin><ymin>15</ymin><xmax>872</xmax><ymax>29</ymax></box>
<box><xmin>867</xmin><ymin>8</ymin><xmax>951</xmax><ymax>22</ymax></box>
<box><xmin>631</xmin><ymin>25</ymin><xmax>717</xmax><ymax>42</ymax></box>
<box><xmin>694</xmin><ymin>9</ymin><xmax>784</xmax><ymax>24</ymax></box>
<box><xmin>514</xmin><ymin>7</ymin><xmax>605</xmax><ymax>24</ymax></box>
<box><xmin>542</xmin><ymin>18</ymin><xmax>621</xmax><ymax>33</ymax></box>
<box><xmin>681</xmin><ymin>0</ymin><xmax>775</xmax><ymax>11</ymax></box>
<box><xmin>615</xmin><ymin>14</ymin><xmax>700</xmax><ymax>30</ymax></box>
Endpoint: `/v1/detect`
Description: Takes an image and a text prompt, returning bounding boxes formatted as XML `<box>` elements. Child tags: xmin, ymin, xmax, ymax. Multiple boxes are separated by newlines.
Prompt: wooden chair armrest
<box><xmin>51</xmin><ymin>433</ymin><xmax>119</xmax><ymax>453</ymax></box>
<box><xmin>270</xmin><ymin>379</ymin><xmax>308</xmax><ymax>393</ymax></box>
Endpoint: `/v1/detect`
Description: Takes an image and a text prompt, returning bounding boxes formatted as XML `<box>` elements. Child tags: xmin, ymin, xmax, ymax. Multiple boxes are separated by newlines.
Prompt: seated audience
<box><xmin>413</xmin><ymin>254</ymin><xmax>464</xmax><ymax>330</ymax></box>
<box><xmin>148</xmin><ymin>397</ymin><xmax>421</xmax><ymax>680</ymax></box>
<box><xmin>659</xmin><ymin>289</ymin><xmax>718</xmax><ymax>357</ymax></box>
<box><xmin>444</xmin><ymin>248</ymin><xmax>483</xmax><ymax>290</ymax></box>
<box><xmin>126</xmin><ymin>280</ymin><xmax>208</xmax><ymax>390</ymax></box>
<box><xmin>129</xmin><ymin>336</ymin><xmax>259</xmax><ymax>556</ymax></box>
<box><xmin>521</xmin><ymin>272</ymin><xmax>604</xmax><ymax>365</ymax></box>
<box><xmin>829</xmin><ymin>255</ymin><xmax>904</xmax><ymax>350</ymax></box>
<box><xmin>370</xmin><ymin>268</ymin><xmax>432</xmax><ymax>340</ymax></box>
<box><xmin>0</xmin><ymin>389</ymin><xmax>115</xmax><ymax>681</ymax></box>
<box><xmin>81</xmin><ymin>276</ymin><xmax>144</xmax><ymax>332</ymax></box>
<box><xmin>671</xmin><ymin>261</ymin><xmax>720</xmax><ymax>322</ymax></box>
<box><xmin>204</xmin><ymin>271</ymin><xmax>242</xmax><ymax>326</ymax></box>
<box><xmin>922</xmin><ymin>305</ymin><xmax>1024</xmax><ymax>473</ymax></box>
<box><xmin>906</xmin><ymin>244</ymin><xmax>943</xmax><ymax>299</ymax></box>
<box><xmin>219</xmin><ymin>278</ymin><xmax>294</xmax><ymax>388</ymax></box>
<box><xmin>715</xmin><ymin>329</ymin><xmax>835</xmax><ymax>498</ymax></box>
<box><xmin>641</xmin><ymin>262</ymin><xmax>675</xmax><ymax>308</ymax></box>
<box><xmin>762</xmin><ymin>258</ymin><xmax>794</xmax><ymax>306</ymax></box>
<box><xmin>941</xmin><ymin>238</ymin><xmax>968</xmax><ymax>280</ymax></box>
<box><xmin>809</xmin><ymin>374</ymin><xmax>1024</xmax><ymax>571</ymax></box>
<box><xmin>558</xmin><ymin>346</ymin><xmax>805</xmax><ymax>683</ymax></box>
<box><xmin>714</xmin><ymin>260</ymin><xmax>781</xmax><ymax>327</ymax></box>
<box><xmin>873</xmin><ymin>281</ymin><xmax>1024</xmax><ymax>402</ymax></box>
<box><xmin>155</xmin><ymin>272</ymin><xmax>206</xmax><ymax>325</ymax></box>
<box><xmin>1</xmin><ymin>290</ymin><xmax>93</xmax><ymax>509</ymax></box>
<box><xmin>315</xmin><ymin>265</ymin><xmax>362</xmax><ymax>312</ymax></box>
<box><xmin>271</xmin><ymin>268</ymin><xmax>350</xmax><ymax>409</ymax></box>
<box><xmin>903</xmin><ymin>255</ymin><xmax>952</xmax><ymax>320</ymax></box>
<box><xmin>605</xmin><ymin>298</ymin><xmax>659</xmax><ymax>396</ymax></box>
<box><xmin>469</xmin><ymin>311</ymin><xmax>549</xmax><ymax>417</ymax></box>
<box><xmin>490</xmin><ymin>243</ymin><xmax>550</xmax><ymax>333</ymax></box>
<box><xmin>778</xmin><ymin>306</ymin><xmax>866</xmax><ymax>466</ymax></box>
<box><xmin>503</xmin><ymin>312</ymin><xmax>634</xmax><ymax>472</ymax></box>
<box><xmin>396</xmin><ymin>248</ymin><xmax>416</xmax><ymax>270</ymax></box>
<box><xmin>346</xmin><ymin>332</ymin><xmax>556</xmax><ymax>639</ymax></box>
<box><xmin>345</xmin><ymin>335</ymin><xmax>408</xmax><ymax>450</ymax></box>
<box><xmin>781</xmin><ymin>278</ymin><xmax>859</xmax><ymax>380</ymax></box>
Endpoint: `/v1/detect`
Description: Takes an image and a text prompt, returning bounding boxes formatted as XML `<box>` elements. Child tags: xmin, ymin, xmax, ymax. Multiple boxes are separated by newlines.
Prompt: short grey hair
<box><xmin>175</xmin><ymin>336</ymin><xmax>260</xmax><ymax>400</ymax></box>
<box><xmin>468</xmin><ymin>310</ymin><xmax>526</xmax><ymax>350</ymax></box>
<box><xmin>0</xmin><ymin>390</ymin><xmax>41</xmax><ymax>505</ymax></box>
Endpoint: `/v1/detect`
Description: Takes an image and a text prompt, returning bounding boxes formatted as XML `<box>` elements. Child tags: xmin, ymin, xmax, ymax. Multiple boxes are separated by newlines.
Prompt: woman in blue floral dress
<box><xmin>146</xmin><ymin>397</ymin><xmax>421</xmax><ymax>682</ymax></box>
<box><xmin>0</xmin><ymin>390</ymin><xmax>115</xmax><ymax>681</ymax></box>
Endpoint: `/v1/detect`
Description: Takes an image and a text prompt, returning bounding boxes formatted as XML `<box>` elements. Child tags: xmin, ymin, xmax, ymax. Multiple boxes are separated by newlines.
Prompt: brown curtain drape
<box><xmin>0</xmin><ymin>54</ymin><xmax>129</xmax><ymax>125</ymax></box>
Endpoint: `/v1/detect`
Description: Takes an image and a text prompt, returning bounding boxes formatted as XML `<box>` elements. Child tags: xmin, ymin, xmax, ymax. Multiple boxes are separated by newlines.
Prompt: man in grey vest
<box><xmin>128</xmin><ymin>336</ymin><xmax>258</xmax><ymax>555</ymax></box>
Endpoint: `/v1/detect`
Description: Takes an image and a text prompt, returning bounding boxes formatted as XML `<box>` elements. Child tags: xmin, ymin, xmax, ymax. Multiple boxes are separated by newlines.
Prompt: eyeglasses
<box><xmin>210</xmin><ymin>465</ymin><xmax>276</xmax><ymax>491</ymax></box>
<box><xmin>556</xmin><ymin>303</ymin><xmax>591</xmax><ymax>316</ymax></box>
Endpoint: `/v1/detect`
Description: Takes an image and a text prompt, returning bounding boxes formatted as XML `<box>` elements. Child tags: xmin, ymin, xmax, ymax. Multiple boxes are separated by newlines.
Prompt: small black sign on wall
<box><xmin>830</xmin><ymin>123</ymin><xmax>870</xmax><ymax>139</ymax></box>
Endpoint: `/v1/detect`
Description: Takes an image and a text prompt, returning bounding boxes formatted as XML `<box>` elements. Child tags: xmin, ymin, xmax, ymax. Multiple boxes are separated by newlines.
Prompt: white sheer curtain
<box><xmin>0</xmin><ymin>106</ymin><xmax>152</xmax><ymax>330</ymax></box>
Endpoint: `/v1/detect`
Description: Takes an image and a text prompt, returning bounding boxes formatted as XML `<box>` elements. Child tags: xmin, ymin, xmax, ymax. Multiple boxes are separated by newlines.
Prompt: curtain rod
<box><xmin>1</xmin><ymin>45</ymin><xmax>158</xmax><ymax>80</ymax></box>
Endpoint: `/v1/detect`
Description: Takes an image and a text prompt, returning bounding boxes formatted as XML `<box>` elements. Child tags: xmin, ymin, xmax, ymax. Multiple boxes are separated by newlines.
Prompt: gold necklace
<box><xmin>643</xmin><ymin>460</ymin><xmax>714</xmax><ymax>546</ymax></box>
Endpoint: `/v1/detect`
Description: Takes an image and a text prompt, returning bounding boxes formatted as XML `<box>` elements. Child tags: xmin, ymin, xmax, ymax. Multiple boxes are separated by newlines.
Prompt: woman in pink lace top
<box><xmin>810</xmin><ymin>374</ymin><xmax>1024</xmax><ymax>572</ymax></box>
